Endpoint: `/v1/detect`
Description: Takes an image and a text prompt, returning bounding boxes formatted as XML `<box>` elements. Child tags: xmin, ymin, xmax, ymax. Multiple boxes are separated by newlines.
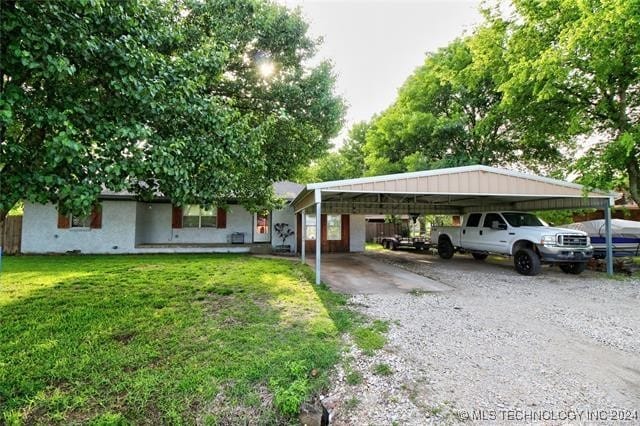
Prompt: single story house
<box><xmin>20</xmin><ymin>181</ymin><xmax>367</xmax><ymax>254</ymax></box>
<box><xmin>20</xmin><ymin>165</ymin><xmax>616</xmax><ymax>268</ymax></box>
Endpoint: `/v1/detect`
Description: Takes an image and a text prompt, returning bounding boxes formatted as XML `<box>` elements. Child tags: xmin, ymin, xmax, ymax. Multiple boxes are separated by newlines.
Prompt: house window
<box><xmin>305</xmin><ymin>214</ymin><xmax>316</xmax><ymax>240</ymax></box>
<box><xmin>327</xmin><ymin>215</ymin><xmax>341</xmax><ymax>240</ymax></box>
<box><xmin>183</xmin><ymin>205</ymin><xmax>217</xmax><ymax>228</ymax></box>
<box><xmin>71</xmin><ymin>214</ymin><xmax>91</xmax><ymax>228</ymax></box>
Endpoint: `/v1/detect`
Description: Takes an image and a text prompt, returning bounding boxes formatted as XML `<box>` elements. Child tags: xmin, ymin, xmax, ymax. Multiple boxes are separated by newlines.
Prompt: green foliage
<box><xmin>363</xmin><ymin>30</ymin><xmax>562</xmax><ymax>176</ymax></box>
<box><xmin>335</xmin><ymin>0</ymin><xmax>639</xmax><ymax>204</ymax></box>
<box><xmin>7</xmin><ymin>202</ymin><xmax>22</xmax><ymax>216</ymax></box>
<box><xmin>0</xmin><ymin>255</ymin><xmax>353</xmax><ymax>423</ymax></box>
<box><xmin>372</xmin><ymin>363</ymin><xmax>393</xmax><ymax>376</ymax></box>
<box><xmin>424</xmin><ymin>215</ymin><xmax>454</xmax><ymax>227</ymax></box>
<box><xmin>499</xmin><ymin>0</ymin><xmax>640</xmax><ymax>202</ymax></box>
<box><xmin>300</xmin><ymin>121</ymin><xmax>369</xmax><ymax>182</ymax></box>
<box><xmin>0</xmin><ymin>0</ymin><xmax>344</xmax><ymax>218</ymax></box>
<box><xmin>353</xmin><ymin>320</ymin><xmax>389</xmax><ymax>355</ymax></box>
<box><xmin>270</xmin><ymin>360</ymin><xmax>311</xmax><ymax>415</ymax></box>
<box><xmin>345</xmin><ymin>371</ymin><xmax>364</xmax><ymax>385</ymax></box>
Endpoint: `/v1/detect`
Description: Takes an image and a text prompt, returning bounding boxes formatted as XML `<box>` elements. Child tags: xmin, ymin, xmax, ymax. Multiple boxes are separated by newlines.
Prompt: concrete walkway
<box><xmin>305</xmin><ymin>253</ymin><xmax>453</xmax><ymax>295</ymax></box>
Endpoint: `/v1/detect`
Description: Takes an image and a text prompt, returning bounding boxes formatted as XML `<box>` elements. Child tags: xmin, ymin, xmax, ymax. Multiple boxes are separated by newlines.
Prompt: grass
<box><xmin>372</xmin><ymin>363</ymin><xmax>393</xmax><ymax>376</ymax></box>
<box><xmin>0</xmin><ymin>254</ymin><xmax>358</xmax><ymax>425</ymax></box>
<box><xmin>365</xmin><ymin>242</ymin><xmax>384</xmax><ymax>252</ymax></box>
<box><xmin>352</xmin><ymin>320</ymin><xmax>389</xmax><ymax>355</ymax></box>
<box><xmin>345</xmin><ymin>370</ymin><xmax>363</xmax><ymax>386</ymax></box>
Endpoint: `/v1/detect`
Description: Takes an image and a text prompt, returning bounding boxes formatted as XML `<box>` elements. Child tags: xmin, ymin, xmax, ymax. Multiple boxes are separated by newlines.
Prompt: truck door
<box><xmin>461</xmin><ymin>213</ymin><xmax>483</xmax><ymax>250</ymax></box>
<box><xmin>481</xmin><ymin>213</ymin><xmax>509</xmax><ymax>253</ymax></box>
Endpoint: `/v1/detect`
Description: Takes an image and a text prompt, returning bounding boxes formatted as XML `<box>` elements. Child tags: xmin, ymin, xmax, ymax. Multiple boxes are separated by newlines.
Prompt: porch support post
<box><xmin>315</xmin><ymin>189</ymin><xmax>322</xmax><ymax>285</ymax></box>
<box><xmin>301</xmin><ymin>209</ymin><xmax>306</xmax><ymax>264</ymax></box>
<box><xmin>604</xmin><ymin>200</ymin><xmax>613</xmax><ymax>276</ymax></box>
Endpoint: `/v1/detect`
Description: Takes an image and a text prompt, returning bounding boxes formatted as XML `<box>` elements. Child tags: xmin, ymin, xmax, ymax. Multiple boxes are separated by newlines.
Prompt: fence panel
<box><xmin>365</xmin><ymin>222</ymin><xmax>405</xmax><ymax>242</ymax></box>
<box><xmin>2</xmin><ymin>216</ymin><xmax>22</xmax><ymax>255</ymax></box>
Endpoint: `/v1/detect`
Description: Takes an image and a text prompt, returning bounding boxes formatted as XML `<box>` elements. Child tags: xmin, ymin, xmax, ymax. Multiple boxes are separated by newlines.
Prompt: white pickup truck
<box><xmin>430</xmin><ymin>212</ymin><xmax>594</xmax><ymax>276</ymax></box>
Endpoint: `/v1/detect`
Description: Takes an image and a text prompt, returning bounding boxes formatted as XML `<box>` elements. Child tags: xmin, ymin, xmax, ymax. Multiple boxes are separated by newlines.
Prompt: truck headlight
<box><xmin>586</xmin><ymin>236</ymin><xmax>591</xmax><ymax>245</ymax></box>
<box><xmin>541</xmin><ymin>235</ymin><xmax>557</xmax><ymax>246</ymax></box>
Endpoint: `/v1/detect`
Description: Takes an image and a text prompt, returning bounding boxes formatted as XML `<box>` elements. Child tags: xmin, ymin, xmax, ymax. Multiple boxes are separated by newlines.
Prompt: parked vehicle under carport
<box><xmin>431</xmin><ymin>211</ymin><xmax>594</xmax><ymax>276</ymax></box>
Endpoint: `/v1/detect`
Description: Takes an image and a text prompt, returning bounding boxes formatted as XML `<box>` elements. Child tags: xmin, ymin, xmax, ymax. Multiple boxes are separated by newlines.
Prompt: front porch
<box><xmin>134</xmin><ymin>242</ymin><xmax>273</xmax><ymax>254</ymax></box>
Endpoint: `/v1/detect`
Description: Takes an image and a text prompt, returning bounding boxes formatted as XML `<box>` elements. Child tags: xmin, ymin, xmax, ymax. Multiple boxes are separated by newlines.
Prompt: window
<box><xmin>183</xmin><ymin>205</ymin><xmax>217</xmax><ymax>228</ymax></box>
<box><xmin>58</xmin><ymin>204</ymin><xmax>102</xmax><ymax>229</ymax></box>
<box><xmin>465</xmin><ymin>213</ymin><xmax>482</xmax><ymax>227</ymax></box>
<box><xmin>305</xmin><ymin>214</ymin><xmax>316</xmax><ymax>240</ymax></box>
<box><xmin>483</xmin><ymin>213</ymin><xmax>506</xmax><ymax>228</ymax></box>
<box><xmin>71</xmin><ymin>214</ymin><xmax>91</xmax><ymax>228</ymax></box>
<box><xmin>327</xmin><ymin>215</ymin><xmax>341</xmax><ymax>240</ymax></box>
<box><xmin>255</xmin><ymin>213</ymin><xmax>269</xmax><ymax>234</ymax></box>
<box><xmin>502</xmin><ymin>212</ymin><xmax>544</xmax><ymax>227</ymax></box>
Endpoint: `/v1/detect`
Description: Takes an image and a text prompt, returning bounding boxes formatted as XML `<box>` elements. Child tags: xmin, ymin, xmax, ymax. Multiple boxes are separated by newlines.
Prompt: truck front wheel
<box><xmin>514</xmin><ymin>248</ymin><xmax>541</xmax><ymax>276</ymax></box>
<box><xmin>559</xmin><ymin>262</ymin><xmax>587</xmax><ymax>275</ymax></box>
<box><xmin>438</xmin><ymin>238</ymin><xmax>455</xmax><ymax>259</ymax></box>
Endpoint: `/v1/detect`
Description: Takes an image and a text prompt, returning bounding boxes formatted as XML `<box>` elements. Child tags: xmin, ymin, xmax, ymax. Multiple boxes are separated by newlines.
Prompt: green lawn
<box><xmin>0</xmin><ymin>254</ymin><xmax>356</xmax><ymax>425</ymax></box>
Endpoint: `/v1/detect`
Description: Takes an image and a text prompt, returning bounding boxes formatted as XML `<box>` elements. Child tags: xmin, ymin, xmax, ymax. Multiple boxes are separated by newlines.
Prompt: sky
<box><xmin>278</xmin><ymin>0</ymin><xmax>484</xmax><ymax>146</ymax></box>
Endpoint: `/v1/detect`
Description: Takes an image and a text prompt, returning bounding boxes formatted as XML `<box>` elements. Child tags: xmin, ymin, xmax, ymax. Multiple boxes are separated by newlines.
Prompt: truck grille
<box><xmin>557</xmin><ymin>234</ymin><xmax>588</xmax><ymax>247</ymax></box>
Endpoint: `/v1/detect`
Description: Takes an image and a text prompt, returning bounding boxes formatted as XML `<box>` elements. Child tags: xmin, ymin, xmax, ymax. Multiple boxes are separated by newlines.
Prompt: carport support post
<box><xmin>604</xmin><ymin>201</ymin><xmax>613</xmax><ymax>276</ymax></box>
<box><xmin>315</xmin><ymin>190</ymin><xmax>322</xmax><ymax>285</ymax></box>
<box><xmin>301</xmin><ymin>209</ymin><xmax>305</xmax><ymax>264</ymax></box>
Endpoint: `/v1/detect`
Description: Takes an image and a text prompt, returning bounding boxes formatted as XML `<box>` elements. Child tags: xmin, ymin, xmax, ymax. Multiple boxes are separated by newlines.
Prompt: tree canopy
<box><xmin>500</xmin><ymin>0</ymin><xmax>640</xmax><ymax>203</ymax></box>
<box><xmin>308</xmin><ymin>0</ymin><xmax>639</xmax><ymax>204</ymax></box>
<box><xmin>300</xmin><ymin>120</ymin><xmax>368</xmax><ymax>182</ymax></box>
<box><xmin>0</xmin><ymin>0</ymin><xmax>344</xmax><ymax>223</ymax></box>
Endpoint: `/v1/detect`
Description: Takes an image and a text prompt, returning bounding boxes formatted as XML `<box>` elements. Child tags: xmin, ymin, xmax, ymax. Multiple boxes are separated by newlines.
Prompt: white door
<box><xmin>254</xmin><ymin>212</ymin><xmax>271</xmax><ymax>243</ymax></box>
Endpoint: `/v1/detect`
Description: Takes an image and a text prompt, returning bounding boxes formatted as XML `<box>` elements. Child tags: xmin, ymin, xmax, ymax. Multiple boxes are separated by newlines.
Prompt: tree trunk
<box><xmin>628</xmin><ymin>156</ymin><xmax>640</xmax><ymax>205</ymax></box>
<box><xmin>0</xmin><ymin>210</ymin><xmax>7</xmax><ymax>255</ymax></box>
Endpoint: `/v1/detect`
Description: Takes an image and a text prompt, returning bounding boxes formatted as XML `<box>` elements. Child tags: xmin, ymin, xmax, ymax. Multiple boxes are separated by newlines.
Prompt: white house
<box><xmin>20</xmin><ymin>181</ymin><xmax>367</xmax><ymax>255</ymax></box>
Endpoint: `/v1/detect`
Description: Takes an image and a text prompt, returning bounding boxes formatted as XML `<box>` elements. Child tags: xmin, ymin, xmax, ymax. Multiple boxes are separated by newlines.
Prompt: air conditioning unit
<box><xmin>231</xmin><ymin>232</ymin><xmax>244</xmax><ymax>244</ymax></box>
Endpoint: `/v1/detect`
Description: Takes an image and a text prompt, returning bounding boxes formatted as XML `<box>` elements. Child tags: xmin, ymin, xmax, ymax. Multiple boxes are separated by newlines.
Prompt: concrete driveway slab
<box><xmin>306</xmin><ymin>253</ymin><xmax>453</xmax><ymax>294</ymax></box>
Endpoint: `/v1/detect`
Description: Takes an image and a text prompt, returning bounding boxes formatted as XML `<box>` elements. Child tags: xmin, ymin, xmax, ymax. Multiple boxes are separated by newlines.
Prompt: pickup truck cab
<box><xmin>430</xmin><ymin>212</ymin><xmax>593</xmax><ymax>276</ymax></box>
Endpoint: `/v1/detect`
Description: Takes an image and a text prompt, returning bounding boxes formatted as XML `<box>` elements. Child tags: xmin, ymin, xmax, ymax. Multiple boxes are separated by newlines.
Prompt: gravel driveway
<box><xmin>324</xmin><ymin>251</ymin><xmax>640</xmax><ymax>425</ymax></box>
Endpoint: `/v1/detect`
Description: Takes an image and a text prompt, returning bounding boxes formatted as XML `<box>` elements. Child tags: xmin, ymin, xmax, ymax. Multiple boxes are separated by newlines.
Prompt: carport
<box><xmin>291</xmin><ymin>165</ymin><xmax>617</xmax><ymax>281</ymax></box>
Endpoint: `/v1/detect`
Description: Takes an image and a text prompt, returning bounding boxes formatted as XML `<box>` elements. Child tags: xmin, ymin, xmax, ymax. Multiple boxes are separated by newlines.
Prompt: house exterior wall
<box><xmin>349</xmin><ymin>214</ymin><xmax>366</xmax><ymax>252</ymax></box>
<box><xmin>22</xmin><ymin>201</ymin><xmax>298</xmax><ymax>254</ymax></box>
<box><xmin>271</xmin><ymin>205</ymin><xmax>296</xmax><ymax>252</ymax></box>
<box><xmin>21</xmin><ymin>201</ymin><xmax>138</xmax><ymax>254</ymax></box>
<box><xmin>171</xmin><ymin>204</ymin><xmax>253</xmax><ymax>244</ymax></box>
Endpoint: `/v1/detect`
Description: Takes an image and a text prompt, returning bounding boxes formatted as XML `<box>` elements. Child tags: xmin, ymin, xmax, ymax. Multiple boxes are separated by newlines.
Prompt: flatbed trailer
<box><xmin>380</xmin><ymin>235</ymin><xmax>429</xmax><ymax>251</ymax></box>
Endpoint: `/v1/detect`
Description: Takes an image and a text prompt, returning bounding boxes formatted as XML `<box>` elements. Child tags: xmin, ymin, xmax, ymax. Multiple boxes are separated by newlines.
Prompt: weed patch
<box><xmin>373</xmin><ymin>363</ymin><xmax>393</xmax><ymax>376</ymax></box>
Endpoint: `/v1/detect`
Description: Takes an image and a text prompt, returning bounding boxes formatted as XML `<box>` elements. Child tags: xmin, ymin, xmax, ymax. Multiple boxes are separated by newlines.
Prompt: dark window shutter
<box><xmin>57</xmin><ymin>213</ymin><xmax>70</xmax><ymax>229</ymax></box>
<box><xmin>90</xmin><ymin>204</ymin><xmax>102</xmax><ymax>229</ymax></box>
<box><xmin>172</xmin><ymin>205</ymin><xmax>183</xmax><ymax>228</ymax></box>
<box><xmin>217</xmin><ymin>208</ymin><xmax>227</xmax><ymax>228</ymax></box>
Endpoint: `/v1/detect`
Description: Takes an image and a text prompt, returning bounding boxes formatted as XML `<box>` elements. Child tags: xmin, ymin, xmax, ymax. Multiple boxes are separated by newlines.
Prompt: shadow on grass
<box><xmin>0</xmin><ymin>254</ymin><xmax>348</xmax><ymax>425</ymax></box>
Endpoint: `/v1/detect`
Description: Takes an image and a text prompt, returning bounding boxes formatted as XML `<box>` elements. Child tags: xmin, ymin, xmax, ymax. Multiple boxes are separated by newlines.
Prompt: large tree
<box><xmin>363</xmin><ymin>31</ymin><xmax>563</xmax><ymax>176</ymax></box>
<box><xmin>0</xmin><ymin>0</ymin><xmax>344</xmax><ymax>246</ymax></box>
<box><xmin>301</xmin><ymin>120</ymin><xmax>369</xmax><ymax>182</ymax></box>
<box><xmin>500</xmin><ymin>0</ymin><xmax>640</xmax><ymax>202</ymax></box>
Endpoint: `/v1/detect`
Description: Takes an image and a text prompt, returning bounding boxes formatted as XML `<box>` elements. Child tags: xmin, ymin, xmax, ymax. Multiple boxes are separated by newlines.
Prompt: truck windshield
<box><xmin>502</xmin><ymin>213</ymin><xmax>545</xmax><ymax>227</ymax></box>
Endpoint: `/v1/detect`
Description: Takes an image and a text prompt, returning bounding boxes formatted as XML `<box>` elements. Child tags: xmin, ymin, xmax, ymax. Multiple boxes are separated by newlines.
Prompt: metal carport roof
<box><xmin>290</xmin><ymin>165</ymin><xmax>617</xmax><ymax>280</ymax></box>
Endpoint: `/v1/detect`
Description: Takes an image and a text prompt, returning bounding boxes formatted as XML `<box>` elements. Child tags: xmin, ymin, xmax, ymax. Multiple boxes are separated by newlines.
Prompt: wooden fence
<box><xmin>365</xmin><ymin>222</ymin><xmax>406</xmax><ymax>242</ymax></box>
<box><xmin>2</xmin><ymin>215</ymin><xmax>22</xmax><ymax>255</ymax></box>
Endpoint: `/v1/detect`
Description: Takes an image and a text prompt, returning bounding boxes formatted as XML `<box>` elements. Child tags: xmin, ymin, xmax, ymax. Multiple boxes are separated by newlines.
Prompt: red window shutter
<box><xmin>217</xmin><ymin>207</ymin><xmax>226</xmax><ymax>228</ymax></box>
<box><xmin>57</xmin><ymin>213</ymin><xmax>70</xmax><ymax>229</ymax></box>
<box><xmin>172</xmin><ymin>205</ymin><xmax>183</xmax><ymax>228</ymax></box>
<box><xmin>90</xmin><ymin>204</ymin><xmax>102</xmax><ymax>229</ymax></box>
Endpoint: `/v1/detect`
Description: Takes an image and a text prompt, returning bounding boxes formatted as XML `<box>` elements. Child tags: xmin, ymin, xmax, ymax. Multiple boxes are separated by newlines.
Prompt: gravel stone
<box><xmin>325</xmin><ymin>251</ymin><xmax>640</xmax><ymax>425</ymax></box>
